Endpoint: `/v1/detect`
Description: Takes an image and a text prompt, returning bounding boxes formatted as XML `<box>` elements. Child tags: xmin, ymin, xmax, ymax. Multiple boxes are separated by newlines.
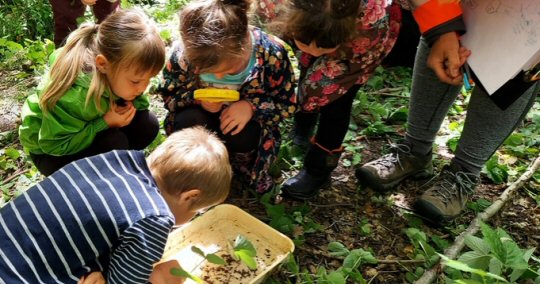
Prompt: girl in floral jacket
<box><xmin>257</xmin><ymin>0</ymin><xmax>402</xmax><ymax>200</ymax></box>
<box><xmin>156</xmin><ymin>0</ymin><xmax>296</xmax><ymax>193</ymax></box>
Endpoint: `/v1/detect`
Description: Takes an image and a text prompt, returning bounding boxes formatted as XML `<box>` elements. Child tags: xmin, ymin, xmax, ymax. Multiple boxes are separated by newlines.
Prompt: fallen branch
<box><xmin>415</xmin><ymin>155</ymin><xmax>540</xmax><ymax>284</ymax></box>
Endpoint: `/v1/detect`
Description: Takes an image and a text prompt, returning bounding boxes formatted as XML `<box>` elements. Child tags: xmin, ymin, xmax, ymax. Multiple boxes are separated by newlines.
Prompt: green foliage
<box><xmin>0</xmin><ymin>0</ymin><xmax>53</xmax><ymax>42</ymax></box>
<box><xmin>260</xmin><ymin>192</ymin><xmax>323</xmax><ymax>244</ymax></box>
<box><xmin>350</xmin><ymin>66</ymin><xmax>412</xmax><ymax>138</ymax></box>
<box><xmin>0</xmin><ymin>37</ymin><xmax>54</xmax><ymax>73</ymax></box>
<box><xmin>442</xmin><ymin>222</ymin><xmax>540</xmax><ymax>283</ymax></box>
<box><xmin>231</xmin><ymin>234</ymin><xmax>258</xmax><ymax>270</ymax></box>
<box><xmin>467</xmin><ymin>198</ymin><xmax>492</xmax><ymax>213</ymax></box>
<box><xmin>191</xmin><ymin>246</ymin><xmax>226</xmax><ymax>265</ymax></box>
<box><xmin>483</xmin><ymin>155</ymin><xmax>509</xmax><ymax>184</ymax></box>
<box><xmin>404</xmin><ymin>228</ymin><xmax>440</xmax><ymax>266</ymax></box>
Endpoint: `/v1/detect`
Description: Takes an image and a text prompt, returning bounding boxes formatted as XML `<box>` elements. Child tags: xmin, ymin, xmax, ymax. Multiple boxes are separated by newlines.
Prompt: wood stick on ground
<box><xmin>415</xmin><ymin>155</ymin><xmax>540</xmax><ymax>284</ymax></box>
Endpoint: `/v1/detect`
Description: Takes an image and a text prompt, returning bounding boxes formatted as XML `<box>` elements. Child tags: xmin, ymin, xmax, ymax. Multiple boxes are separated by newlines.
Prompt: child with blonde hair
<box><xmin>157</xmin><ymin>0</ymin><xmax>297</xmax><ymax>193</ymax></box>
<box><xmin>19</xmin><ymin>9</ymin><xmax>165</xmax><ymax>176</ymax></box>
<box><xmin>0</xmin><ymin>126</ymin><xmax>232</xmax><ymax>283</ymax></box>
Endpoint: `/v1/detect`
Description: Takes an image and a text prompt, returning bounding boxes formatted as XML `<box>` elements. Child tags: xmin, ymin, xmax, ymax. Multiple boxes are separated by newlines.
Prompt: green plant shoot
<box><xmin>230</xmin><ymin>234</ymin><xmax>258</xmax><ymax>270</ymax></box>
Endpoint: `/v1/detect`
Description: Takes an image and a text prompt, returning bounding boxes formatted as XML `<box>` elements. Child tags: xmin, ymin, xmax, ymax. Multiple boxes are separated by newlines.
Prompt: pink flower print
<box><xmin>321</xmin><ymin>61</ymin><xmax>344</xmax><ymax>79</ymax></box>
<box><xmin>363</xmin><ymin>0</ymin><xmax>387</xmax><ymax>27</ymax></box>
<box><xmin>355</xmin><ymin>74</ymin><xmax>370</xmax><ymax>85</ymax></box>
<box><xmin>309</xmin><ymin>69</ymin><xmax>323</xmax><ymax>82</ymax></box>
<box><xmin>263</xmin><ymin>139</ymin><xmax>274</xmax><ymax>150</ymax></box>
<box><xmin>322</xmin><ymin>84</ymin><xmax>340</xmax><ymax>95</ymax></box>
<box><xmin>299</xmin><ymin>53</ymin><xmax>312</xmax><ymax>67</ymax></box>
<box><xmin>351</xmin><ymin>37</ymin><xmax>371</xmax><ymax>54</ymax></box>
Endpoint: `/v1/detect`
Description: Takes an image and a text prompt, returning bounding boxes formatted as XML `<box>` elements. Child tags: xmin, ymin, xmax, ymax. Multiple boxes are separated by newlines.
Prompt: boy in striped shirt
<box><xmin>0</xmin><ymin>126</ymin><xmax>232</xmax><ymax>284</ymax></box>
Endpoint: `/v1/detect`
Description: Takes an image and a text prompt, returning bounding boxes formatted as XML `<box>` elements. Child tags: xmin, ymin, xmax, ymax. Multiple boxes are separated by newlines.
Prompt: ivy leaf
<box><xmin>233</xmin><ymin>235</ymin><xmax>257</xmax><ymax>270</ymax></box>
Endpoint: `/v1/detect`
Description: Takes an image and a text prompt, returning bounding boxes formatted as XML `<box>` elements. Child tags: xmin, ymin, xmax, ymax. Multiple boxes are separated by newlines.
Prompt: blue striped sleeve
<box><xmin>107</xmin><ymin>216</ymin><xmax>173</xmax><ymax>284</ymax></box>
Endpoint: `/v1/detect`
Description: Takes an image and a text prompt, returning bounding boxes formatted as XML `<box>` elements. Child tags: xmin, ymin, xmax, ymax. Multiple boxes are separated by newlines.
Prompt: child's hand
<box><xmin>220</xmin><ymin>100</ymin><xmax>253</xmax><ymax>135</ymax></box>
<box><xmin>104</xmin><ymin>101</ymin><xmax>136</xmax><ymax>128</ymax></box>
<box><xmin>81</xmin><ymin>0</ymin><xmax>97</xmax><ymax>5</ymax></box>
<box><xmin>148</xmin><ymin>260</ymin><xmax>185</xmax><ymax>284</ymax></box>
<box><xmin>200</xmin><ymin>101</ymin><xmax>223</xmax><ymax>113</ymax></box>
<box><xmin>114</xmin><ymin>100</ymin><xmax>134</xmax><ymax>115</ymax></box>
<box><xmin>77</xmin><ymin>271</ymin><xmax>105</xmax><ymax>284</ymax></box>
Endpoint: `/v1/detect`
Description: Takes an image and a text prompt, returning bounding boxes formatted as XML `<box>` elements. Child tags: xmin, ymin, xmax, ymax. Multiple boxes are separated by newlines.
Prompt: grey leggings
<box><xmin>405</xmin><ymin>38</ymin><xmax>539</xmax><ymax>175</ymax></box>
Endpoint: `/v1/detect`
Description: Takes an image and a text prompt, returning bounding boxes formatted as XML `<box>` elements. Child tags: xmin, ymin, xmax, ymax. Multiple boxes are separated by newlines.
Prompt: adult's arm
<box><xmin>409</xmin><ymin>0</ymin><xmax>467</xmax><ymax>85</ymax></box>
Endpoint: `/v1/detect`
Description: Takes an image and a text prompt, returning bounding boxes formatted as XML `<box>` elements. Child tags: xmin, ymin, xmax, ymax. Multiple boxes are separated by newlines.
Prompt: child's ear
<box><xmin>179</xmin><ymin>189</ymin><xmax>201</xmax><ymax>205</ymax></box>
<box><xmin>95</xmin><ymin>54</ymin><xmax>109</xmax><ymax>74</ymax></box>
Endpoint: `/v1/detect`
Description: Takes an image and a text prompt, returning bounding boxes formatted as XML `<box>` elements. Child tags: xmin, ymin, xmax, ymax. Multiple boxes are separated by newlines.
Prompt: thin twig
<box><xmin>2</xmin><ymin>169</ymin><xmax>29</xmax><ymax>184</ymax></box>
<box><xmin>415</xmin><ymin>156</ymin><xmax>540</xmax><ymax>284</ymax></box>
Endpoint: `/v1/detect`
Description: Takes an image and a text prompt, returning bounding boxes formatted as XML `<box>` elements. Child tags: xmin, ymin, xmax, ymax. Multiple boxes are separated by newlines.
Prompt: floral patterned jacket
<box><xmin>257</xmin><ymin>0</ymin><xmax>402</xmax><ymax>111</ymax></box>
<box><xmin>156</xmin><ymin>27</ymin><xmax>297</xmax><ymax>193</ymax></box>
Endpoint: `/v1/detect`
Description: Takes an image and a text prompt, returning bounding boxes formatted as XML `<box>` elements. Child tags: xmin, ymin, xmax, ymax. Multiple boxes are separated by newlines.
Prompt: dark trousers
<box><xmin>31</xmin><ymin>110</ymin><xmax>159</xmax><ymax>176</ymax></box>
<box><xmin>295</xmin><ymin>84</ymin><xmax>360</xmax><ymax>150</ymax></box>
<box><xmin>172</xmin><ymin>106</ymin><xmax>261</xmax><ymax>153</ymax></box>
<box><xmin>49</xmin><ymin>0</ymin><xmax>120</xmax><ymax>46</ymax></box>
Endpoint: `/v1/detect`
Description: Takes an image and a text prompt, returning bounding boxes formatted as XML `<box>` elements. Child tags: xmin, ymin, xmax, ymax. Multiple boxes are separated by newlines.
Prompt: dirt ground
<box><xmin>1</xmin><ymin>70</ymin><xmax>539</xmax><ymax>283</ymax></box>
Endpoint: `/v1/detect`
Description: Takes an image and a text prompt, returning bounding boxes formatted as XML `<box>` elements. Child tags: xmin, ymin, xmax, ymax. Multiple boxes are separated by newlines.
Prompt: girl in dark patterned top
<box><xmin>156</xmin><ymin>0</ymin><xmax>297</xmax><ymax>193</ymax></box>
<box><xmin>257</xmin><ymin>0</ymin><xmax>402</xmax><ymax>200</ymax></box>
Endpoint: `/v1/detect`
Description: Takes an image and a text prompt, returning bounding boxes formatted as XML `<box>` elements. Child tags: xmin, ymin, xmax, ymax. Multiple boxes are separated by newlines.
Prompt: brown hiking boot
<box><xmin>355</xmin><ymin>142</ymin><xmax>433</xmax><ymax>191</ymax></box>
<box><xmin>413</xmin><ymin>163</ymin><xmax>479</xmax><ymax>226</ymax></box>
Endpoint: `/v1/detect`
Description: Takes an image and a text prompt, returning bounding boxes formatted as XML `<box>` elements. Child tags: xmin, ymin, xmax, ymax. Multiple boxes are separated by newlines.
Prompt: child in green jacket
<box><xmin>19</xmin><ymin>9</ymin><xmax>165</xmax><ymax>176</ymax></box>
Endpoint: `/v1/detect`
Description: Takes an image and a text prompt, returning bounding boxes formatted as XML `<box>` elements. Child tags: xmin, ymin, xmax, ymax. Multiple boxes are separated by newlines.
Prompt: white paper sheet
<box><xmin>460</xmin><ymin>0</ymin><xmax>540</xmax><ymax>95</ymax></box>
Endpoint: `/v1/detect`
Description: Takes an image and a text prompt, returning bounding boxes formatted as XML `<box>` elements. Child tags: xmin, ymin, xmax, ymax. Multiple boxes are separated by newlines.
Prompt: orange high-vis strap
<box><xmin>413</xmin><ymin>0</ymin><xmax>463</xmax><ymax>33</ymax></box>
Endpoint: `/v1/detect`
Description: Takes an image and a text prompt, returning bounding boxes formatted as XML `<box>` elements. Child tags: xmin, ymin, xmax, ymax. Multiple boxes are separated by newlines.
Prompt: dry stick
<box><xmin>2</xmin><ymin>169</ymin><xmax>29</xmax><ymax>184</ymax></box>
<box><xmin>415</xmin><ymin>156</ymin><xmax>540</xmax><ymax>284</ymax></box>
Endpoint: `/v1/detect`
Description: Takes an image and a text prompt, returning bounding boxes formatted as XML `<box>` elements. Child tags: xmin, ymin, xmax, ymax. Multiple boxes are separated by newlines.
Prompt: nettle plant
<box><xmin>443</xmin><ymin>222</ymin><xmax>540</xmax><ymax>283</ymax></box>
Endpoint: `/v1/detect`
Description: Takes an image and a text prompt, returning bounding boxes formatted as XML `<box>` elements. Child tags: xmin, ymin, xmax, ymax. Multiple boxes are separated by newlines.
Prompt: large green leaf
<box><xmin>458</xmin><ymin>251</ymin><xmax>491</xmax><ymax>270</ymax></box>
<box><xmin>464</xmin><ymin>235</ymin><xmax>491</xmax><ymax>255</ymax></box>
<box><xmin>206</xmin><ymin>253</ymin><xmax>226</xmax><ymax>265</ymax></box>
<box><xmin>233</xmin><ymin>235</ymin><xmax>257</xmax><ymax>270</ymax></box>
<box><xmin>440</xmin><ymin>254</ymin><xmax>508</xmax><ymax>282</ymax></box>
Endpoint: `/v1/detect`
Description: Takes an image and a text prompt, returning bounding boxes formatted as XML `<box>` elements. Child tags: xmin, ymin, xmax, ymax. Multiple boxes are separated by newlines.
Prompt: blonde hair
<box><xmin>179</xmin><ymin>0</ymin><xmax>251</xmax><ymax>72</ymax></box>
<box><xmin>40</xmin><ymin>9</ymin><xmax>165</xmax><ymax>112</ymax></box>
<box><xmin>147</xmin><ymin>127</ymin><xmax>232</xmax><ymax>210</ymax></box>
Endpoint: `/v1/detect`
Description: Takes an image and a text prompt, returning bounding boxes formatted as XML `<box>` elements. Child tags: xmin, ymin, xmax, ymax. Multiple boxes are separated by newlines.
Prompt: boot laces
<box><xmin>371</xmin><ymin>143</ymin><xmax>412</xmax><ymax>171</ymax></box>
<box><xmin>429</xmin><ymin>168</ymin><xmax>478</xmax><ymax>206</ymax></box>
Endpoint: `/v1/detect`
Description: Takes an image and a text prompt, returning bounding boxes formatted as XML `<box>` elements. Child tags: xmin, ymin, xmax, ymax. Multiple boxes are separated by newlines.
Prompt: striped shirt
<box><xmin>0</xmin><ymin>150</ymin><xmax>175</xmax><ymax>284</ymax></box>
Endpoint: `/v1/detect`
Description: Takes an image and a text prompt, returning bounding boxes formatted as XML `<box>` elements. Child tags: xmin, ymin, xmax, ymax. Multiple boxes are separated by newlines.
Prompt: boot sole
<box><xmin>355</xmin><ymin>168</ymin><xmax>433</xmax><ymax>192</ymax></box>
<box><xmin>281</xmin><ymin>179</ymin><xmax>331</xmax><ymax>201</ymax></box>
<box><xmin>413</xmin><ymin>199</ymin><xmax>455</xmax><ymax>227</ymax></box>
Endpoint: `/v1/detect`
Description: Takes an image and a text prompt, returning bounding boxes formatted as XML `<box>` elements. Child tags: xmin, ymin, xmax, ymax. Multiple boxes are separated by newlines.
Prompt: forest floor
<box><xmin>1</xmin><ymin>60</ymin><xmax>540</xmax><ymax>283</ymax></box>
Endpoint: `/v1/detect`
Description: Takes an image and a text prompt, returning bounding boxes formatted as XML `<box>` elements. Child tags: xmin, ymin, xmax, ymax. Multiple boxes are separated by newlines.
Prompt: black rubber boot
<box><xmin>281</xmin><ymin>143</ymin><xmax>342</xmax><ymax>200</ymax></box>
<box><xmin>290</xmin><ymin>112</ymin><xmax>318</xmax><ymax>148</ymax></box>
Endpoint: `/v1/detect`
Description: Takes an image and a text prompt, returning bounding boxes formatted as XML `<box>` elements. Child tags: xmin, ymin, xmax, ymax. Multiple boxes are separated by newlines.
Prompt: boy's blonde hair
<box><xmin>147</xmin><ymin>127</ymin><xmax>232</xmax><ymax>210</ymax></box>
<box><xmin>40</xmin><ymin>9</ymin><xmax>165</xmax><ymax>112</ymax></box>
<box><xmin>179</xmin><ymin>0</ymin><xmax>252</xmax><ymax>72</ymax></box>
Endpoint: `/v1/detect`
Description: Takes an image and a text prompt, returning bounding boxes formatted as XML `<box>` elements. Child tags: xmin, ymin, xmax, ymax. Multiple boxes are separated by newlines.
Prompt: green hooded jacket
<box><xmin>18</xmin><ymin>50</ymin><xmax>150</xmax><ymax>156</ymax></box>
